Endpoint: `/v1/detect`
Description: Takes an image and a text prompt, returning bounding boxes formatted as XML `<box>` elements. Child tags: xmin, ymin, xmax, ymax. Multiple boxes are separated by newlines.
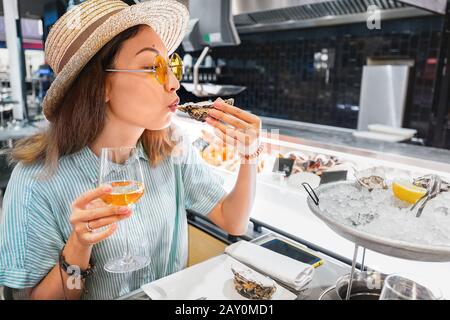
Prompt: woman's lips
<box><xmin>168</xmin><ymin>98</ymin><xmax>180</xmax><ymax>113</ymax></box>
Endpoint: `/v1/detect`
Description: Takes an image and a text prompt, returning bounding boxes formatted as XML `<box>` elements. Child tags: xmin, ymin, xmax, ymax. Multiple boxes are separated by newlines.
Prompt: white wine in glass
<box><xmin>99</xmin><ymin>146</ymin><xmax>150</xmax><ymax>273</ymax></box>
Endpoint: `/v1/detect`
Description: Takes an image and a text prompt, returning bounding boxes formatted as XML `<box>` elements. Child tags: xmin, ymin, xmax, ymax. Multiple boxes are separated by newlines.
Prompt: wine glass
<box><xmin>380</xmin><ymin>274</ymin><xmax>443</xmax><ymax>300</ymax></box>
<box><xmin>99</xmin><ymin>146</ymin><xmax>150</xmax><ymax>273</ymax></box>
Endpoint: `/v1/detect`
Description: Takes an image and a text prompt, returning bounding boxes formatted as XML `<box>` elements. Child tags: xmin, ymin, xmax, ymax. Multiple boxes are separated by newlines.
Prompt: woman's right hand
<box><xmin>69</xmin><ymin>185</ymin><xmax>132</xmax><ymax>247</ymax></box>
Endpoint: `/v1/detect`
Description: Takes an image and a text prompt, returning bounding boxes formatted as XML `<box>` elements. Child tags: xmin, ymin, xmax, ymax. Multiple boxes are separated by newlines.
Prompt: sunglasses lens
<box><xmin>155</xmin><ymin>55</ymin><xmax>167</xmax><ymax>85</ymax></box>
<box><xmin>170</xmin><ymin>53</ymin><xmax>183</xmax><ymax>81</ymax></box>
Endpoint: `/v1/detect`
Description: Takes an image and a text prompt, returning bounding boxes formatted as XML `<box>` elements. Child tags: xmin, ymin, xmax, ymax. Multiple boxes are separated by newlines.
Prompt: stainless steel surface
<box><xmin>335</xmin><ymin>271</ymin><xmax>387</xmax><ymax>300</ymax></box>
<box><xmin>236</xmin><ymin>7</ymin><xmax>433</xmax><ymax>33</ymax></box>
<box><xmin>181</xmin><ymin>83</ymin><xmax>247</xmax><ymax>97</ymax></box>
<box><xmin>399</xmin><ymin>0</ymin><xmax>447</xmax><ymax>14</ymax></box>
<box><xmin>232</xmin><ymin>0</ymin><xmax>436</xmax><ymax>33</ymax></box>
<box><xmin>306</xmin><ymin>181</ymin><xmax>450</xmax><ymax>262</ymax></box>
<box><xmin>357</xmin><ymin>65</ymin><xmax>410</xmax><ymax>131</ymax></box>
<box><xmin>233</xmin><ymin>0</ymin><xmax>327</xmax><ymax>14</ymax></box>
<box><xmin>182</xmin><ymin>0</ymin><xmax>240</xmax><ymax>50</ymax></box>
<box><xmin>318</xmin><ymin>285</ymin><xmax>337</xmax><ymax>300</ymax></box>
<box><xmin>346</xmin><ymin>244</ymin><xmax>359</xmax><ymax>300</ymax></box>
<box><xmin>184</xmin><ymin>44</ymin><xmax>247</xmax><ymax>97</ymax></box>
<box><xmin>117</xmin><ymin>232</ymin><xmax>351</xmax><ymax>300</ymax></box>
<box><xmin>193</xmin><ymin>46</ymin><xmax>210</xmax><ymax>96</ymax></box>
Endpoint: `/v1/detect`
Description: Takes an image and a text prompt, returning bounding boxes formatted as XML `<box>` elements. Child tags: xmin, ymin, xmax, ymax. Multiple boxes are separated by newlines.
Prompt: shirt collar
<box><xmin>71</xmin><ymin>146</ymin><xmax>100</xmax><ymax>185</ymax></box>
<box><xmin>136</xmin><ymin>140</ymin><xmax>149</xmax><ymax>161</ymax></box>
<box><xmin>71</xmin><ymin>141</ymin><xmax>149</xmax><ymax>185</ymax></box>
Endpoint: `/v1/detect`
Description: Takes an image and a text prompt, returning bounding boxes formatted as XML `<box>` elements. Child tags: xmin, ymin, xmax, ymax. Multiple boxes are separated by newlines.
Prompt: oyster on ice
<box><xmin>354</xmin><ymin>167</ymin><xmax>388</xmax><ymax>191</ymax></box>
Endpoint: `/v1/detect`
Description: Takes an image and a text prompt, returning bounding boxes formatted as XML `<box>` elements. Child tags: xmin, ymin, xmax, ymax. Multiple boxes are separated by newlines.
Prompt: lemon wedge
<box><xmin>392</xmin><ymin>180</ymin><xmax>427</xmax><ymax>204</ymax></box>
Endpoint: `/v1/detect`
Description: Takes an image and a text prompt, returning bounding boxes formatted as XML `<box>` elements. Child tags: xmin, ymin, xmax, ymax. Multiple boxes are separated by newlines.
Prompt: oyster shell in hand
<box><xmin>177</xmin><ymin>98</ymin><xmax>235</xmax><ymax>122</ymax></box>
<box><xmin>231</xmin><ymin>265</ymin><xmax>277</xmax><ymax>300</ymax></box>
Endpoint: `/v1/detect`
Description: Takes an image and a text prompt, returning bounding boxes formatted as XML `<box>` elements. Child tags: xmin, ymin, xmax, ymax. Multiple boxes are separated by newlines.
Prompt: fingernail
<box><xmin>103</xmin><ymin>186</ymin><xmax>112</xmax><ymax>192</ymax></box>
<box><xmin>118</xmin><ymin>206</ymin><xmax>129</xmax><ymax>213</ymax></box>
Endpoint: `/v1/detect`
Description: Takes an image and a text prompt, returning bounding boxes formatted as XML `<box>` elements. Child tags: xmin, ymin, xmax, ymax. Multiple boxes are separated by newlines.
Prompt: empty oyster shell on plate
<box><xmin>231</xmin><ymin>265</ymin><xmax>277</xmax><ymax>300</ymax></box>
<box><xmin>177</xmin><ymin>98</ymin><xmax>235</xmax><ymax>122</ymax></box>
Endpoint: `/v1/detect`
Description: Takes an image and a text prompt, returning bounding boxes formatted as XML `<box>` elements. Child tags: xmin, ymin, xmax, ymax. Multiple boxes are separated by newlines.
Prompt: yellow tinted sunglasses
<box><xmin>105</xmin><ymin>53</ymin><xmax>183</xmax><ymax>85</ymax></box>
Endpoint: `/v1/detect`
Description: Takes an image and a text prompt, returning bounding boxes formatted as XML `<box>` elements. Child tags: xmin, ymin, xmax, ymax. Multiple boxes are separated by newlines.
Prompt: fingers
<box><xmin>85</xmin><ymin>199</ymin><xmax>107</xmax><ymax>210</ymax></box>
<box><xmin>84</xmin><ymin>212</ymin><xmax>132</xmax><ymax>230</ymax></box>
<box><xmin>71</xmin><ymin>205</ymin><xmax>130</xmax><ymax>224</ymax></box>
<box><xmin>207</xmin><ymin>108</ymin><xmax>250</xmax><ymax>130</ymax></box>
<box><xmin>72</xmin><ymin>185</ymin><xmax>112</xmax><ymax>209</ymax></box>
<box><xmin>213</xmin><ymin>99</ymin><xmax>259</xmax><ymax>125</ymax></box>
<box><xmin>206</xmin><ymin>117</ymin><xmax>246</xmax><ymax>143</ymax></box>
<box><xmin>206</xmin><ymin>116</ymin><xmax>259</xmax><ymax>145</ymax></box>
<box><xmin>213</xmin><ymin>128</ymin><xmax>257</xmax><ymax>156</ymax></box>
<box><xmin>213</xmin><ymin>128</ymin><xmax>237</xmax><ymax>147</ymax></box>
<box><xmin>83</xmin><ymin>224</ymin><xmax>118</xmax><ymax>244</ymax></box>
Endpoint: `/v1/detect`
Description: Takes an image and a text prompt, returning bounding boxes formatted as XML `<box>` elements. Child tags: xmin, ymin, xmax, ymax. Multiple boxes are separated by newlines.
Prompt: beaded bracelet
<box><xmin>239</xmin><ymin>143</ymin><xmax>264</xmax><ymax>161</ymax></box>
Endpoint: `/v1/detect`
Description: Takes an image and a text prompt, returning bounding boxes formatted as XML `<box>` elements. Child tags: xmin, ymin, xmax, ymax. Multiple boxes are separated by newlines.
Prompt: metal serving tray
<box><xmin>306</xmin><ymin>181</ymin><xmax>450</xmax><ymax>262</ymax></box>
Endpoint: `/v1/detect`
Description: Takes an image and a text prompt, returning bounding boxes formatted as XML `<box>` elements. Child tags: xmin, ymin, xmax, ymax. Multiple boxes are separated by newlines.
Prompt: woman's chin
<box><xmin>144</xmin><ymin>114</ymin><xmax>173</xmax><ymax>131</ymax></box>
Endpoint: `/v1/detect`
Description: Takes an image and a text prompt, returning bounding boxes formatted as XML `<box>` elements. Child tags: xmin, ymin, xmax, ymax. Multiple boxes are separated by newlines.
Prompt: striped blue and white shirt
<box><xmin>0</xmin><ymin>133</ymin><xmax>226</xmax><ymax>299</ymax></box>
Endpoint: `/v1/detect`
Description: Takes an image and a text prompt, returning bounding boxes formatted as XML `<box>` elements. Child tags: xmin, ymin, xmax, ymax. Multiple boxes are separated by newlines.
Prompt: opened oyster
<box><xmin>177</xmin><ymin>98</ymin><xmax>235</xmax><ymax>122</ymax></box>
<box><xmin>411</xmin><ymin>174</ymin><xmax>449</xmax><ymax>217</ymax></box>
<box><xmin>354</xmin><ymin>167</ymin><xmax>388</xmax><ymax>191</ymax></box>
<box><xmin>413</xmin><ymin>174</ymin><xmax>449</xmax><ymax>193</ymax></box>
<box><xmin>231</xmin><ymin>265</ymin><xmax>277</xmax><ymax>300</ymax></box>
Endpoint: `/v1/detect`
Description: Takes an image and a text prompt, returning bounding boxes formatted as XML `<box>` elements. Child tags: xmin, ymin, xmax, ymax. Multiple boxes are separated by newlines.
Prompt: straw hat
<box><xmin>42</xmin><ymin>0</ymin><xmax>189</xmax><ymax>122</ymax></box>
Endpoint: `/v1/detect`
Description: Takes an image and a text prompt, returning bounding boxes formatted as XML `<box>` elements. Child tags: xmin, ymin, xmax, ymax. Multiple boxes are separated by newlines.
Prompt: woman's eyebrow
<box><xmin>135</xmin><ymin>47</ymin><xmax>160</xmax><ymax>56</ymax></box>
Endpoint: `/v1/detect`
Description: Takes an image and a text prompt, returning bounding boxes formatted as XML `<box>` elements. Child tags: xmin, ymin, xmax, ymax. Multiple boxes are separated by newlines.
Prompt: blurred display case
<box><xmin>173</xmin><ymin>114</ymin><xmax>450</xmax><ymax>197</ymax></box>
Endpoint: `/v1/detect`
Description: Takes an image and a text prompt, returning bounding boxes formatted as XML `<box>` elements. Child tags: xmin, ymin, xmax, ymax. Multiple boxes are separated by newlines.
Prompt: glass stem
<box><xmin>123</xmin><ymin>204</ymin><xmax>134</xmax><ymax>263</ymax></box>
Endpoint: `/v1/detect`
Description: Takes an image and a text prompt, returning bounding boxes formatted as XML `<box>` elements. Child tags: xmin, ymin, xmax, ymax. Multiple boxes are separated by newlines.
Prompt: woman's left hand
<box><xmin>206</xmin><ymin>98</ymin><xmax>262</xmax><ymax>157</ymax></box>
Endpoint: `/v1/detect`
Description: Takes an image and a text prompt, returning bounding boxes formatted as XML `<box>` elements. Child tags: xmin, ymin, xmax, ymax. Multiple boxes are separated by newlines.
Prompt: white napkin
<box><xmin>225</xmin><ymin>241</ymin><xmax>315</xmax><ymax>291</ymax></box>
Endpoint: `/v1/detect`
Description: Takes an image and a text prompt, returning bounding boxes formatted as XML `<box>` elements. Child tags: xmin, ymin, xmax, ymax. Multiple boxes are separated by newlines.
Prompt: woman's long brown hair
<box><xmin>10</xmin><ymin>25</ymin><xmax>175</xmax><ymax>176</ymax></box>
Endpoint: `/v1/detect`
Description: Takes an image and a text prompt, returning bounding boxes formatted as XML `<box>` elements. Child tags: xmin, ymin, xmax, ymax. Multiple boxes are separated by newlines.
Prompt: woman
<box><xmin>0</xmin><ymin>0</ymin><xmax>261</xmax><ymax>300</ymax></box>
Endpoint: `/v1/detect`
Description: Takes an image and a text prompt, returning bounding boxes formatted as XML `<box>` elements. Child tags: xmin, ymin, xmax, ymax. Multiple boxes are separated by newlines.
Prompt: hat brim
<box><xmin>43</xmin><ymin>0</ymin><xmax>189</xmax><ymax>121</ymax></box>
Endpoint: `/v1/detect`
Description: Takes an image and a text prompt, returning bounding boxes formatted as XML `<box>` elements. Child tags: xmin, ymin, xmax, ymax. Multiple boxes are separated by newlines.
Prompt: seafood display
<box><xmin>177</xmin><ymin>98</ymin><xmax>235</xmax><ymax>122</ymax></box>
<box><xmin>315</xmin><ymin>169</ymin><xmax>450</xmax><ymax>247</ymax></box>
<box><xmin>277</xmin><ymin>152</ymin><xmax>342</xmax><ymax>176</ymax></box>
<box><xmin>231</xmin><ymin>265</ymin><xmax>277</xmax><ymax>300</ymax></box>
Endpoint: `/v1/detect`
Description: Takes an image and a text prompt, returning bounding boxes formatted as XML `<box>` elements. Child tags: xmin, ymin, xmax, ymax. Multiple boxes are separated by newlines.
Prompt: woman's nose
<box><xmin>165</xmin><ymin>70</ymin><xmax>180</xmax><ymax>92</ymax></box>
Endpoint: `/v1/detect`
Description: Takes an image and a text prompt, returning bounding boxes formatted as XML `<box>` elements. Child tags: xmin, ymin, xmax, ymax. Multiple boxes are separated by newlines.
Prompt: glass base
<box><xmin>104</xmin><ymin>255</ymin><xmax>151</xmax><ymax>273</ymax></box>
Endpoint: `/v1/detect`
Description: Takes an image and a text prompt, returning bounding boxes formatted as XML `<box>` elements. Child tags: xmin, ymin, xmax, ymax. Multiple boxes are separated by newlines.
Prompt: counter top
<box><xmin>0</xmin><ymin>120</ymin><xmax>47</xmax><ymax>142</ymax></box>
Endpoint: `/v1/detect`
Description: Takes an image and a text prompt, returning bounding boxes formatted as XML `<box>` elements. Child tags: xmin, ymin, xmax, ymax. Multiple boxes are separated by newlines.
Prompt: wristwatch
<box><xmin>59</xmin><ymin>249</ymin><xmax>95</xmax><ymax>279</ymax></box>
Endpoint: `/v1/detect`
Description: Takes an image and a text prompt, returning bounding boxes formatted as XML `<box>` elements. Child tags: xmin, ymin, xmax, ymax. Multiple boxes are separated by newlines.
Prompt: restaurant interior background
<box><xmin>1</xmin><ymin>0</ymin><xmax>450</xmax><ymax>300</ymax></box>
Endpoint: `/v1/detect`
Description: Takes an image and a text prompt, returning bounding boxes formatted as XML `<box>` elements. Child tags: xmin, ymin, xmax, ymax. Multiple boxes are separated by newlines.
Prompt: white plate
<box><xmin>287</xmin><ymin>172</ymin><xmax>321</xmax><ymax>189</ymax></box>
<box><xmin>367</xmin><ymin>124</ymin><xmax>416</xmax><ymax>139</ymax></box>
<box><xmin>141</xmin><ymin>255</ymin><xmax>297</xmax><ymax>300</ymax></box>
<box><xmin>352</xmin><ymin>131</ymin><xmax>408</xmax><ymax>142</ymax></box>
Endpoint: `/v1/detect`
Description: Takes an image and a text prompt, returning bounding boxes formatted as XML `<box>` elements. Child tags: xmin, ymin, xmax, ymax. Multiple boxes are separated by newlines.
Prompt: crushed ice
<box><xmin>318</xmin><ymin>183</ymin><xmax>450</xmax><ymax>247</ymax></box>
